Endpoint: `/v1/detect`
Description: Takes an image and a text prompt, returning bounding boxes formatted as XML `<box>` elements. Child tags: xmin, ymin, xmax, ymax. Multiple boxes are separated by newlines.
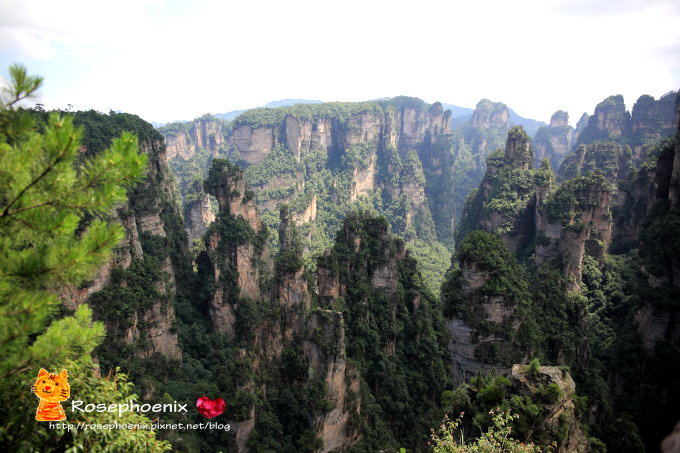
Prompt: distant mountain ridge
<box><xmin>214</xmin><ymin>99</ymin><xmax>322</xmax><ymax>121</ymax></box>
<box><xmin>440</xmin><ymin>102</ymin><xmax>474</xmax><ymax>118</ymax></box>
<box><xmin>158</xmin><ymin>98</ymin><xmax>547</xmax><ymax>138</ymax></box>
<box><xmin>450</xmin><ymin>106</ymin><xmax>547</xmax><ymax>137</ymax></box>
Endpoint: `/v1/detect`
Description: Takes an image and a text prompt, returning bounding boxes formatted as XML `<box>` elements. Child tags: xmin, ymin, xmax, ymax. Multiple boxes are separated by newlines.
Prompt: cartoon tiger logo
<box><xmin>32</xmin><ymin>368</ymin><xmax>70</xmax><ymax>421</ymax></box>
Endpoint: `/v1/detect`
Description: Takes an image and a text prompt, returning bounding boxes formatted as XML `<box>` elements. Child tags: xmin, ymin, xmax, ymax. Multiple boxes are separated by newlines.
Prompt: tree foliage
<box><xmin>0</xmin><ymin>64</ymin><xmax>168</xmax><ymax>451</ymax></box>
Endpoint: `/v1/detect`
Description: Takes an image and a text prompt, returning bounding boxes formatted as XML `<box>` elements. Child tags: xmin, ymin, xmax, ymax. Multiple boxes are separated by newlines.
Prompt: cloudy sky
<box><xmin>1</xmin><ymin>0</ymin><xmax>678</xmax><ymax>124</ymax></box>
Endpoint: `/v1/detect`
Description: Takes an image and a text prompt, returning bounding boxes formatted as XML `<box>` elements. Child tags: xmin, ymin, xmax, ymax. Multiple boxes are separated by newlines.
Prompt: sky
<box><xmin>1</xmin><ymin>0</ymin><xmax>679</xmax><ymax>125</ymax></box>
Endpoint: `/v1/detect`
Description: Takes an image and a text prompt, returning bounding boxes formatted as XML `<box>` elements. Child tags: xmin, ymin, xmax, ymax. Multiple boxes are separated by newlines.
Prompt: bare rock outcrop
<box><xmin>510</xmin><ymin>365</ymin><xmax>590</xmax><ymax>453</ymax></box>
<box><xmin>163</xmin><ymin>116</ymin><xmax>229</xmax><ymax>160</ymax></box>
<box><xmin>203</xmin><ymin>160</ymin><xmax>271</xmax><ymax>337</ymax></box>
<box><xmin>185</xmin><ymin>194</ymin><xmax>215</xmax><ymax>243</ymax></box>
<box><xmin>61</xmin><ymin>136</ymin><xmax>183</xmax><ymax>361</ymax></box>
<box><xmin>533</xmin><ymin>110</ymin><xmax>574</xmax><ymax>169</ymax></box>
<box><xmin>536</xmin><ymin>175</ymin><xmax>613</xmax><ymax>291</ymax></box>
<box><xmin>304</xmin><ymin>310</ymin><xmax>361</xmax><ymax>453</ymax></box>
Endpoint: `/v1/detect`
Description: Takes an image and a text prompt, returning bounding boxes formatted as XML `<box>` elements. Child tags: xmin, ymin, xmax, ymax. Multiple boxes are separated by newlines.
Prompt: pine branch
<box><xmin>0</xmin><ymin>133</ymin><xmax>75</xmax><ymax>218</ymax></box>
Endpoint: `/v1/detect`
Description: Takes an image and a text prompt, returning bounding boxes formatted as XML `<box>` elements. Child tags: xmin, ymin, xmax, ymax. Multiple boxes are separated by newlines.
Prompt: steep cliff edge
<box><xmin>457</xmin><ymin>124</ymin><xmax>615</xmax><ymax>292</ymax></box>
<box><xmin>577</xmin><ymin>92</ymin><xmax>677</xmax><ymax>159</ymax></box>
<box><xmin>60</xmin><ymin>111</ymin><xmax>185</xmax><ymax>363</ymax></box>
<box><xmin>509</xmin><ymin>365</ymin><xmax>590</xmax><ymax>453</ymax></box>
<box><xmin>162</xmin><ymin>115</ymin><xmax>230</xmax><ymax>160</ymax></box>
<box><xmin>229</xmin><ymin>98</ymin><xmax>448</xmax><ymax>244</ymax></box>
<box><xmin>558</xmin><ymin>141</ymin><xmax>632</xmax><ymax>184</ymax></box>
<box><xmin>456</xmin><ymin>126</ymin><xmax>540</xmax><ymax>254</ymax></box>
<box><xmin>184</xmin><ymin>193</ymin><xmax>215</xmax><ymax>242</ymax></box>
<box><xmin>159</xmin><ymin>99</ymin><xmax>455</xmax><ymax>302</ymax></box>
<box><xmin>313</xmin><ymin>212</ymin><xmax>451</xmax><ymax>450</ymax></box>
<box><xmin>202</xmin><ymin>159</ymin><xmax>271</xmax><ymax>338</ymax></box>
<box><xmin>442</xmin><ymin>231</ymin><xmax>533</xmax><ymax>384</ymax></box>
<box><xmin>450</xmin><ymin>93</ymin><xmax>680</xmax><ymax>451</ymax></box>
<box><xmin>537</xmin><ymin>174</ymin><xmax>613</xmax><ymax>291</ymax></box>
<box><xmin>193</xmin><ymin>159</ymin><xmax>451</xmax><ymax>451</ymax></box>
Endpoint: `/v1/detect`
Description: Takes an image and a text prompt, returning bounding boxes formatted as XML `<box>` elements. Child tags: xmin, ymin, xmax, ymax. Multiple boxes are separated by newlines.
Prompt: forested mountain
<box><xmin>157</xmin><ymin>90</ymin><xmax>679</xmax><ymax>452</ymax></box>
<box><xmin>5</xmin><ymin>67</ymin><xmax>680</xmax><ymax>453</ymax></box>
<box><xmin>215</xmin><ymin>100</ymin><xmax>323</xmax><ymax>122</ymax></box>
<box><xmin>159</xmin><ymin>96</ymin><xmax>554</xmax><ymax>297</ymax></box>
<box><xmin>446</xmin><ymin>92</ymin><xmax>680</xmax><ymax>452</ymax></box>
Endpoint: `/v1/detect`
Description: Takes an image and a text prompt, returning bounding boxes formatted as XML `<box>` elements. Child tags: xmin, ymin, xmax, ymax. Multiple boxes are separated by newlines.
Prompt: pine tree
<box><xmin>0</xmin><ymin>64</ymin><xmax>169</xmax><ymax>451</ymax></box>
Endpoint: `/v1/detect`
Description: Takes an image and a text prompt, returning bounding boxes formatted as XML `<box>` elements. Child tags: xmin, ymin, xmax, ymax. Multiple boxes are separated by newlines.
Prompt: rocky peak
<box><xmin>631</xmin><ymin>92</ymin><xmax>678</xmax><ymax>135</ymax></box>
<box><xmin>444</xmin><ymin>230</ymin><xmax>529</xmax><ymax>383</ymax></box>
<box><xmin>471</xmin><ymin>98</ymin><xmax>510</xmax><ymax>129</ymax></box>
<box><xmin>204</xmin><ymin>158</ymin><xmax>244</xmax><ymax>212</ymax></box>
<box><xmin>59</xmin><ymin>112</ymin><xmax>184</xmax><ymax>362</ymax></box>
<box><xmin>536</xmin><ymin>175</ymin><xmax>613</xmax><ymax>291</ymax></box>
<box><xmin>558</xmin><ymin>142</ymin><xmax>632</xmax><ymax>184</ymax></box>
<box><xmin>201</xmin><ymin>160</ymin><xmax>271</xmax><ymax>337</ymax></box>
<box><xmin>533</xmin><ymin>112</ymin><xmax>574</xmax><ymax>169</ymax></box>
<box><xmin>455</xmin><ymin>126</ymin><xmax>539</xmax><ymax>253</ymax></box>
<box><xmin>594</xmin><ymin>95</ymin><xmax>629</xmax><ymax>138</ymax></box>
<box><xmin>278</xmin><ymin>204</ymin><xmax>296</xmax><ymax>252</ymax></box>
<box><xmin>204</xmin><ymin>159</ymin><xmax>261</xmax><ymax>231</ymax></box>
<box><xmin>505</xmin><ymin>126</ymin><xmax>533</xmax><ymax>170</ymax></box>
<box><xmin>550</xmin><ymin>110</ymin><xmax>570</xmax><ymax>128</ymax></box>
<box><xmin>577</xmin><ymin>95</ymin><xmax>631</xmax><ymax>145</ymax></box>
<box><xmin>573</xmin><ymin>112</ymin><xmax>590</xmax><ymax>144</ymax></box>
<box><xmin>509</xmin><ymin>365</ymin><xmax>591</xmax><ymax>452</ymax></box>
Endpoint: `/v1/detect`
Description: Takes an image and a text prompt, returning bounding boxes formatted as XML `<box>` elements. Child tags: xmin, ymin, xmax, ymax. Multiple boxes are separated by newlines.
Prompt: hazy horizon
<box><xmin>1</xmin><ymin>0</ymin><xmax>679</xmax><ymax>125</ymax></box>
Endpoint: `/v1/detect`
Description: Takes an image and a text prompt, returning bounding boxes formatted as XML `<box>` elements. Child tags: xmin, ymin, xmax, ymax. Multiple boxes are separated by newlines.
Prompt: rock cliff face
<box><xmin>594</xmin><ymin>95</ymin><xmax>628</xmax><ymax>138</ymax></box>
<box><xmin>303</xmin><ymin>310</ymin><xmax>361</xmax><ymax>453</ymax></box>
<box><xmin>203</xmin><ymin>160</ymin><xmax>271</xmax><ymax>338</ymax></box>
<box><xmin>197</xmin><ymin>201</ymin><xmax>448</xmax><ymax>451</ymax></box>
<box><xmin>558</xmin><ymin>142</ymin><xmax>632</xmax><ymax>183</ymax></box>
<box><xmin>159</xmin><ymin>99</ymin><xmax>453</xmax><ymax>253</ymax></box>
<box><xmin>163</xmin><ymin>116</ymin><xmax>229</xmax><ymax>160</ymax></box>
<box><xmin>443</xmin><ymin>230</ymin><xmax>529</xmax><ymax>385</ymax></box>
<box><xmin>577</xmin><ymin>95</ymin><xmax>630</xmax><ymax>145</ymax></box>
<box><xmin>462</xmin><ymin>99</ymin><xmax>512</xmax><ymax>157</ymax></box>
<box><xmin>228</xmin><ymin>101</ymin><xmax>450</xmax><ymax>165</ymax></box>
<box><xmin>225</xmin><ymin>99</ymin><xmax>450</xmax><ymax>245</ymax></box>
<box><xmin>445</xmin><ymin>271</ymin><xmax>514</xmax><ymax>383</ymax></box>
<box><xmin>184</xmin><ymin>194</ymin><xmax>215</xmax><ymax>243</ymax></box>
<box><xmin>457</xmin><ymin>126</ymin><xmax>537</xmax><ymax>253</ymax></box>
<box><xmin>471</xmin><ymin>98</ymin><xmax>510</xmax><ymax>129</ymax></box>
<box><xmin>60</xmin><ymin>114</ymin><xmax>184</xmax><ymax>362</ymax></box>
<box><xmin>509</xmin><ymin>365</ymin><xmax>590</xmax><ymax>453</ymax></box>
<box><xmin>613</xmin><ymin>97</ymin><xmax>680</xmax><ymax>355</ymax></box>
<box><xmin>573</xmin><ymin>113</ymin><xmax>589</xmax><ymax>145</ymax></box>
<box><xmin>536</xmin><ymin>175</ymin><xmax>613</xmax><ymax>291</ymax></box>
<box><xmin>458</xmin><ymin>125</ymin><xmax>615</xmax><ymax>292</ymax></box>
<box><xmin>310</xmin><ymin>212</ymin><xmax>450</xmax><ymax>449</ymax></box>
<box><xmin>576</xmin><ymin>92</ymin><xmax>678</xmax><ymax>156</ymax></box>
<box><xmin>200</xmin><ymin>162</ymin><xmax>361</xmax><ymax>451</ymax></box>
<box><xmin>630</xmin><ymin>92</ymin><xmax>678</xmax><ymax>161</ymax></box>
<box><xmin>533</xmin><ymin>110</ymin><xmax>574</xmax><ymax>169</ymax></box>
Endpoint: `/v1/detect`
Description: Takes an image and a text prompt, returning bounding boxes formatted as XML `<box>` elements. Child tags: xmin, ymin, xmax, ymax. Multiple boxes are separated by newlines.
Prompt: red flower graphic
<box><xmin>196</xmin><ymin>396</ymin><xmax>226</xmax><ymax>418</ymax></box>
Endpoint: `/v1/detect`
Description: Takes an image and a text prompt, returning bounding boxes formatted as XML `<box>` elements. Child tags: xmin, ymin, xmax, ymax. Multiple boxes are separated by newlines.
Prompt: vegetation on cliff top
<box><xmin>232</xmin><ymin>96</ymin><xmax>426</xmax><ymax>128</ymax></box>
<box><xmin>319</xmin><ymin>212</ymin><xmax>451</xmax><ymax>451</ymax></box>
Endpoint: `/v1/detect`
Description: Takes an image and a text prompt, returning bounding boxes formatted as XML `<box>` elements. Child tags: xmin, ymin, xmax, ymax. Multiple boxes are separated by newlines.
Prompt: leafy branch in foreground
<box><xmin>0</xmin><ymin>63</ymin><xmax>43</xmax><ymax>109</ymax></box>
<box><xmin>0</xmin><ymin>110</ymin><xmax>147</xmax><ymax>377</ymax></box>
<box><xmin>431</xmin><ymin>408</ymin><xmax>553</xmax><ymax>453</ymax></box>
<box><xmin>0</xmin><ymin>65</ymin><xmax>168</xmax><ymax>452</ymax></box>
